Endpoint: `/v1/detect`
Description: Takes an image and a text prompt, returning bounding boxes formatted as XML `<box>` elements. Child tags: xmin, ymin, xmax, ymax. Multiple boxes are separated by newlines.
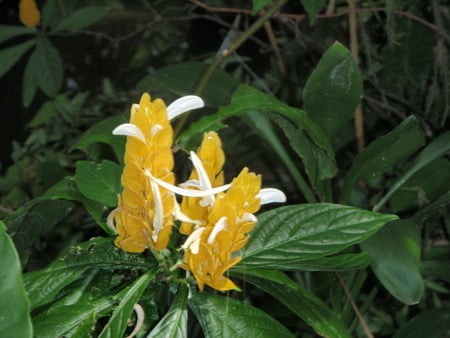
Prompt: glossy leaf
<box><xmin>232</xmin><ymin>269</ymin><xmax>351</xmax><ymax>338</ymax></box>
<box><xmin>0</xmin><ymin>25</ymin><xmax>35</xmax><ymax>44</ymax></box>
<box><xmin>53</xmin><ymin>6</ymin><xmax>109</xmax><ymax>32</ymax></box>
<box><xmin>35</xmin><ymin>36</ymin><xmax>63</xmax><ymax>97</ymax></box>
<box><xmin>98</xmin><ymin>269</ymin><xmax>156</xmax><ymax>338</ymax></box>
<box><xmin>22</xmin><ymin>47</ymin><xmax>39</xmax><ymax>107</ymax></box>
<box><xmin>393</xmin><ymin>308</ymin><xmax>450</xmax><ymax>338</ymax></box>
<box><xmin>189</xmin><ymin>293</ymin><xmax>294</xmax><ymax>338</ymax></box>
<box><xmin>239</xmin><ymin>203</ymin><xmax>397</xmax><ymax>269</ymax></box>
<box><xmin>361</xmin><ymin>220</ymin><xmax>424</xmax><ymax>304</ymax></box>
<box><xmin>0</xmin><ymin>39</ymin><xmax>36</xmax><ymax>77</ymax></box>
<box><xmin>341</xmin><ymin>116</ymin><xmax>425</xmax><ymax>204</ymax></box>
<box><xmin>148</xmin><ymin>285</ymin><xmax>188</xmax><ymax>338</ymax></box>
<box><xmin>300</xmin><ymin>0</ymin><xmax>326</xmax><ymax>24</ymax></box>
<box><xmin>303</xmin><ymin>42</ymin><xmax>363</xmax><ymax>139</ymax></box>
<box><xmin>74</xmin><ymin>160</ymin><xmax>122</xmax><ymax>207</ymax></box>
<box><xmin>0</xmin><ymin>221</ymin><xmax>32</xmax><ymax>338</ymax></box>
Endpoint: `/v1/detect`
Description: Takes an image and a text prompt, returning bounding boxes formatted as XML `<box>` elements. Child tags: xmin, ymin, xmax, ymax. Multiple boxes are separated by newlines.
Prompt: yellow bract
<box><xmin>113</xmin><ymin>93</ymin><xmax>175</xmax><ymax>252</ymax></box>
<box><xmin>19</xmin><ymin>0</ymin><xmax>40</xmax><ymax>28</ymax></box>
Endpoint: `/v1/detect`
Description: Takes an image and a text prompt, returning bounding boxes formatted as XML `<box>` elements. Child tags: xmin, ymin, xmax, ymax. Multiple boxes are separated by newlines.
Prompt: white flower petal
<box><xmin>182</xmin><ymin>227</ymin><xmax>205</xmax><ymax>254</ymax></box>
<box><xmin>237</xmin><ymin>212</ymin><xmax>257</xmax><ymax>223</ymax></box>
<box><xmin>190</xmin><ymin>151</ymin><xmax>215</xmax><ymax>207</ymax></box>
<box><xmin>173</xmin><ymin>197</ymin><xmax>202</xmax><ymax>225</ymax></box>
<box><xmin>112</xmin><ymin>123</ymin><xmax>146</xmax><ymax>143</ymax></box>
<box><xmin>150</xmin><ymin>179</ymin><xmax>164</xmax><ymax>243</ymax></box>
<box><xmin>167</xmin><ymin>95</ymin><xmax>204</xmax><ymax>120</ymax></box>
<box><xmin>207</xmin><ymin>216</ymin><xmax>227</xmax><ymax>244</ymax></box>
<box><xmin>106</xmin><ymin>208</ymin><xmax>120</xmax><ymax>234</ymax></box>
<box><xmin>257</xmin><ymin>188</ymin><xmax>287</xmax><ymax>205</ymax></box>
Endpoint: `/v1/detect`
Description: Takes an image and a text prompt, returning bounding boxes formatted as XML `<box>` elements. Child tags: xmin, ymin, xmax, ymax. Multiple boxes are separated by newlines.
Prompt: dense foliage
<box><xmin>0</xmin><ymin>1</ymin><xmax>449</xmax><ymax>337</ymax></box>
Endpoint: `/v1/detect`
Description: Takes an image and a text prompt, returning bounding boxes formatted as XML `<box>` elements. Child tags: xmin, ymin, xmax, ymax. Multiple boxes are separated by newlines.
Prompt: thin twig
<box><xmin>263</xmin><ymin>12</ymin><xmax>286</xmax><ymax>76</ymax></box>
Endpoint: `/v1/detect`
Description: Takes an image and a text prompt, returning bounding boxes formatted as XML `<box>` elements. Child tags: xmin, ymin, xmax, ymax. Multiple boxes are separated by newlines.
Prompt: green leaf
<box><xmin>4</xmin><ymin>199</ymin><xmax>74</xmax><ymax>265</ymax></box>
<box><xmin>393</xmin><ymin>308</ymin><xmax>450</xmax><ymax>338</ymax></box>
<box><xmin>252</xmin><ymin>0</ymin><xmax>272</xmax><ymax>13</ymax></box>
<box><xmin>239</xmin><ymin>203</ymin><xmax>397</xmax><ymax>269</ymax></box>
<box><xmin>24</xmin><ymin>237</ymin><xmax>154</xmax><ymax>310</ymax></box>
<box><xmin>412</xmin><ymin>191</ymin><xmax>450</xmax><ymax>225</ymax></box>
<box><xmin>303</xmin><ymin>42</ymin><xmax>362</xmax><ymax>139</ymax></box>
<box><xmin>373</xmin><ymin>131</ymin><xmax>450</xmax><ymax>211</ymax></box>
<box><xmin>274</xmin><ymin>252</ymin><xmax>371</xmax><ymax>271</ymax></box>
<box><xmin>300</xmin><ymin>0</ymin><xmax>326</xmax><ymax>24</ymax></box>
<box><xmin>0</xmin><ymin>39</ymin><xmax>36</xmax><ymax>77</ymax></box>
<box><xmin>0</xmin><ymin>221</ymin><xmax>32</xmax><ymax>338</ymax></box>
<box><xmin>35</xmin><ymin>36</ymin><xmax>63</xmax><ymax>97</ymax></box>
<box><xmin>148</xmin><ymin>285</ymin><xmax>188</xmax><ymax>338</ymax></box>
<box><xmin>189</xmin><ymin>293</ymin><xmax>294</xmax><ymax>338</ymax></box>
<box><xmin>74</xmin><ymin>160</ymin><xmax>122</xmax><ymax>207</ymax></box>
<box><xmin>0</xmin><ymin>25</ymin><xmax>35</xmax><ymax>44</ymax></box>
<box><xmin>361</xmin><ymin>220</ymin><xmax>424</xmax><ymax>305</ymax></box>
<box><xmin>22</xmin><ymin>47</ymin><xmax>39</xmax><ymax>107</ymax></box>
<box><xmin>138</xmin><ymin>61</ymin><xmax>239</xmax><ymax>108</ymax></box>
<box><xmin>341</xmin><ymin>116</ymin><xmax>425</xmax><ymax>204</ymax></box>
<box><xmin>232</xmin><ymin>269</ymin><xmax>351</xmax><ymax>338</ymax></box>
<box><xmin>98</xmin><ymin>269</ymin><xmax>156</xmax><ymax>338</ymax></box>
<box><xmin>70</xmin><ymin>115</ymin><xmax>127</xmax><ymax>162</ymax></box>
<box><xmin>53</xmin><ymin>6</ymin><xmax>109</xmax><ymax>32</ymax></box>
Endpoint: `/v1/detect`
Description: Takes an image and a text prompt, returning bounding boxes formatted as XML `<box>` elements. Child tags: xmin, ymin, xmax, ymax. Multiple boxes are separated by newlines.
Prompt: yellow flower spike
<box><xmin>19</xmin><ymin>0</ymin><xmax>40</xmax><ymax>28</ymax></box>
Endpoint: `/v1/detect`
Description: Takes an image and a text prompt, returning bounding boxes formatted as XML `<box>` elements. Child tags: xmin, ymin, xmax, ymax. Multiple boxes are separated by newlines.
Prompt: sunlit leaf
<box><xmin>0</xmin><ymin>221</ymin><xmax>32</xmax><ymax>338</ymax></box>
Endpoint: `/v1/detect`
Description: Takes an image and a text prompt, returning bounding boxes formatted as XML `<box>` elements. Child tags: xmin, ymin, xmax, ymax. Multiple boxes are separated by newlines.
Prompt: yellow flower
<box><xmin>19</xmin><ymin>0</ymin><xmax>40</xmax><ymax>28</ymax></box>
<box><xmin>180</xmin><ymin>132</ymin><xmax>286</xmax><ymax>291</ymax></box>
<box><xmin>108</xmin><ymin>93</ymin><xmax>205</xmax><ymax>252</ymax></box>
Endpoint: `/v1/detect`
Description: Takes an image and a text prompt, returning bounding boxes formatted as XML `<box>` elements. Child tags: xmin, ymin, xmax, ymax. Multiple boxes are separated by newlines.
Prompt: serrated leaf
<box><xmin>147</xmin><ymin>284</ymin><xmax>188</xmax><ymax>338</ymax></box>
<box><xmin>232</xmin><ymin>269</ymin><xmax>351</xmax><ymax>338</ymax></box>
<box><xmin>189</xmin><ymin>293</ymin><xmax>294</xmax><ymax>338</ymax></box>
<box><xmin>22</xmin><ymin>47</ymin><xmax>39</xmax><ymax>107</ymax></box>
<box><xmin>303</xmin><ymin>41</ymin><xmax>363</xmax><ymax>139</ymax></box>
<box><xmin>98</xmin><ymin>269</ymin><xmax>156</xmax><ymax>338</ymax></box>
<box><xmin>300</xmin><ymin>0</ymin><xmax>326</xmax><ymax>24</ymax></box>
<box><xmin>393</xmin><ymin>308</ymin><xmax>450</xmax><ymax>338</ymax></box>
<box><xmin>341</xmin><ymin>116</ymin><xmax>425</xmax><ymax>204</ymax></box>
<box><xmin>0</xmin><ymin>221</ymin><xmax>32</xmax><ymax>338</ymax></box>
<box><xmin>74</xmin><ymin>160</ymin><xmax>122</xmax><ymax>207</ymax></box>
<box><xmin>35</xmin><ymin>36</ymin><xmax>63</xmax><ymax>97</ymax></box>
<box><xmin>0</xmin><ymin>39</ymin><xmax>36</xmax><ymax>77</ymax></box>
<box><xmin>53</xmin><ymin>6</ymin><xmax>109</xmax><ymax>32</ymax></box>
<box><xmin>0</xmin><ymin>25</ymin><xmax>35</xmax><ymax>44</ymax></box>
<box><xmin>361</xmin><ymin>220</ymin><xmax>424</xmax><ymax>305</ymax></box>
<box><xmin>239</xmin><ymin>203</ymin><xmax>397</xmax><ymax>269</ymax></box>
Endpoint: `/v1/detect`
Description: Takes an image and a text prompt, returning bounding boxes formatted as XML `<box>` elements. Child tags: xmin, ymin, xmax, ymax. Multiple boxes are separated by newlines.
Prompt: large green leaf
<box><xmin>393</xmin><ymin>308</ymin><xmax>450</xmax><ymax>338</ymax></box>
<box><xmin>303</xmin><ymin>42</ymin><xmax>363</xmax><ymax>139</ymax></box>
<box><xmin>239</xmin><ymin>203</ymin><xmax>397</xmax><ymax>269</ymax></box>
<box><xmin>232</xmin><ymin>269</ymin><xmax>351</xmax><ymax>338</ymax></box>
<box><xmin>0</xmin><ymin>221</ymin><xmax>32</xmax><ymax>338</ymax></box>
<box><xmin>341</xmin><ymin>116</ymin><xmax>425</xmax><ymax>204</ymax></box>
<box><xmin>147</xmin><ymin>285</ymin><xmax>188</xmax><ymax>338</ymax></box>
<box><xmin>74</xmin><ymin>160</ymin><xmax>122</xmax><ymax>207</ymax></box>
<box><xmin>361</xmin><ymin>220</ymin><xmax>424</xmax><ymax>305</ymax></box>
<box><xmin>22</xmin><ymin>47</ymin><xmax>39</xmax><ymax>107</ymax></box>
<box><xmin>373</xmin><ymin>131</ymin><xmax>450</xmax><ymax>211</ymax></box>
<box><xmin>24</xmin><ymin>237</ymin><xmax>154</xmax><ymax>310</ymax></box>
<box><xmin>412</xmin><ymin>191</ymin><xmax>450</xmax><ymax>225</ymax></box>
<box><xmin>0</xmin><ymin>25</ymin><xmax>35</xmax><ymax>44</ymax></box>
<box><xmin>300</xmin><ymin>0</ymin><xmax>326</xmax><ymax>24</ymax></box>
<box><xmin>35</xmin><ymin>36</ymin><xmax>63</xmax><ymax>97</ymax></box>
<box><xmin>53</xmin><ymin>6</ymin><xmax>109</xmax><ymax>32</ymax></box>
<box><xmin>189</xmin><ymin>293</ymin><xmax>294</xmax><ymax>338</ymax></box>
<box><xmin>98</xmin><ymin>269</ymin><xmax>156</xmax><ymax>338</ymax></box>
<box><xmin>0</xmin><ymin>39</ymin><xmax>36</xmax><ymax>77</ymax></box>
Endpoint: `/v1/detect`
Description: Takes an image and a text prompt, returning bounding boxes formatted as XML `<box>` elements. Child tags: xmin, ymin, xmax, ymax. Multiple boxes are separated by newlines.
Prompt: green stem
<box><xmin>174</xmin><ymin>0</ymin><xmax>288</xmax><ymax>136</ymax></box>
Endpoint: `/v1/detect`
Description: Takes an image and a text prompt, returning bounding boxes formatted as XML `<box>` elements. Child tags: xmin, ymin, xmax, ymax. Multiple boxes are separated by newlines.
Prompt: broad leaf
<box><xmin>98</xmin><ymin>269</ymin><xmax>156</xmax><ymax>338</ymax></box>
<box><xmin>0</xmin><ymin>221</ymin><xmax>32</xmax><ymax>338</ymax></box>
<box><xmin>74</xmin><ymin>160</ymin><xmax>122</xmax><ymax>207</ymax></box>
<box><xmin>232</xmin><ymin>269</ymin><xmax>351</xmax><ymax>338</ymax></box>
<box><xmin>0</xmin><ymin>39</ymin><xmax>36</xmax><ymax>77</ymax></box>
<box><xmin>412</xmin><ymin>191</ymin><xmax>450</xmax><ymax>225</ymax></box>
<box><xmin>0</xmin><ymin>25</ymin><xmax>35</xmax><ymax>44</ymax></box>
<box><xmin>22</xmin><ymin>47</ymin><xmax>39</xmax><ymax>106</ymax></box>
<box><xmin>300</xmin><ymin>0</ymin><xmax>326</xmax><ymax>24</ymax></box>
<box><xmin>35</xmin><ymin>36</ymin><xmax>63</xmax><ymax>97</ymax></box>
<box><xmin>361</xmin><ymin>220</ymin><xmax>424</xmax><ymax>305</ymax></box>
<box><xmin>303</xmin><ymin>42</ymin><xmax>363</xmax><ymax>139</ymax></box>
<box><xmin>189</xmin><ymin>293</ymin><xmax>294</xmax><ymax>338</ymax></box>
<box><xmin>341</xmin><ymin>116</ymin><xmax>425</xmax><ymax>204</ymax></box>
<box><xmin>53</xmin><ymin>6</ymin><xmax>109</xmax><ymax>32</ymax></box>
<box><xmin>393</xmin><ymin>308</ymin><xmax>450</xmax><ymax>338</ymax></box>
<box><xmin>147</xmin><ymin>285</ymin><xmax>188</xmax><ymax>338</ymax></box>
<box><xmin>239</xmin><ymin>203</ymin><xmax>397</xmax><ymax>269</ymax></box>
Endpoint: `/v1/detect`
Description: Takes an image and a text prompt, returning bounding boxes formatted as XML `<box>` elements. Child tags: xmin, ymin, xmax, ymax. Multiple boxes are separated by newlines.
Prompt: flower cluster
<box><xmin>19</xmin><ymin>0</ymin><xmax>40</xmax><ymax>28</ymax></box>
<box><xmin>109</xmin><ymin>93</ymin><xmax>285</xmax><ymax>291</ymax></box>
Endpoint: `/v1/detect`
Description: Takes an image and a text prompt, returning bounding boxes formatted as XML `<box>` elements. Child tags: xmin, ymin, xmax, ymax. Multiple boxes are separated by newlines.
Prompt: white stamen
<box><xmin>172</xmin><ymin>197</ymin><xmax>202</xmax><ymax>225</ymax></box>
<box><xmin>167</xmin><ymin>95</ymin><xmax>204</xmax><ymax>120</ymax></box>
<box><xmin>182</xmin><ymin>227</ymin><xmax>206</xmax><ymax>254</ymax></box>
<box><xmin>257</xmin><ymin>188</ymin><xmax>287</xmax><ymax>204</ymax></box>
<box><xmin>190</xmin><ymin>151</ymin><xmax>215</xmax><ymax>207</ymax></box>
<box><xmin>207</xmin><ymin>216</ymin><xmax>227</xmax><ymax>244</ymax></box>
<box><xmin>113</xmin><ymin>123</ymin><xmax>146</xmax><ymax>143</ymax></box>
<box><xmin>150</xmin><ymin>179</ymin><xmax>165</xmax><ymax>243</ymax></box>
<box><xmin>179</xmin><ymin>179</ymin><xmax>201</xmax><ymax>189</ymax></box>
